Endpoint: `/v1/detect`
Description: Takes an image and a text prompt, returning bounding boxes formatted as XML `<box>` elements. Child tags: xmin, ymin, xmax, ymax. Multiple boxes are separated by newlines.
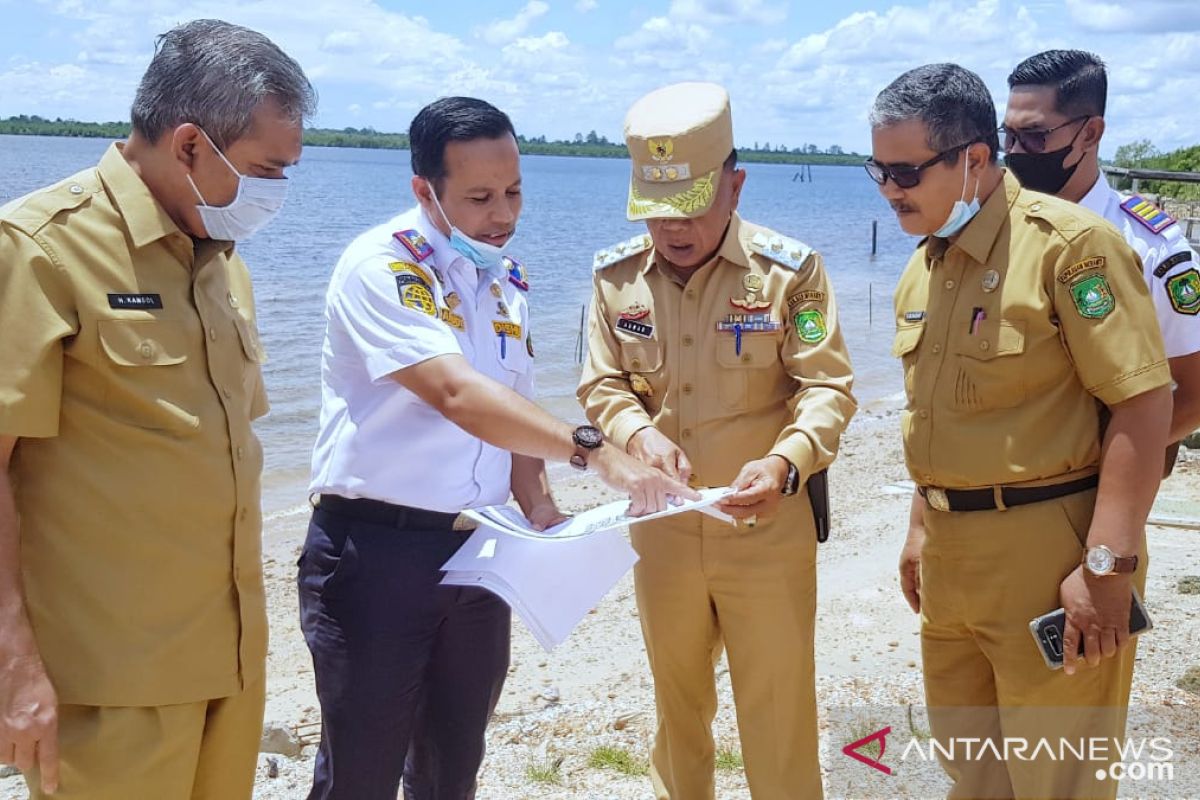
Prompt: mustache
<box><xmin>890</xmin><ymin>201</ymin><xmax>918</xmax><ymax>213</ymax></box>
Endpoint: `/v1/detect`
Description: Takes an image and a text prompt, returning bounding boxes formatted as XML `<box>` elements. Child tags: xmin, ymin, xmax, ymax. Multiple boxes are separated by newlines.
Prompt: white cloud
<box><xmin>575</xmin><ymin>0</ymin><xmax>597</xmax><ymax>11</ymax></box>
<box><xmin>1064</xmin><ymin>0</ymin><xmax>1200</xmax><ymax>33</ymax></box>
<box><xmin>475</xmin><ymin>0</ymin><xmax>550</xmax><ymax>46</ymax></box>
<box><xmin>669</xmin><ymin>0</ymin><xmax>786</xmax><ymax>24</ymax></box>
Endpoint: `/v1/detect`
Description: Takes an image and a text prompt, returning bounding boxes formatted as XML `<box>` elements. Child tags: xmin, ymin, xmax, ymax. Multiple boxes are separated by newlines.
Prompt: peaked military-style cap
<box><xmin>623</xmin><ymin>81</ymin><xmax>733</xmax><ymax>221</ymax></box>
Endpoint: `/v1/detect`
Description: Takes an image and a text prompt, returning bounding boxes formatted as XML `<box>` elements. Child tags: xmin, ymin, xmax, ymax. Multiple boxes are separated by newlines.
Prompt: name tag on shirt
<box><xmin>108</xmin><ymin>293</ymin><xmax>163</xmax><ymax>310</ymax></box>
<box><xmin>616</xmin><ymin>318</ymin><xmax>654</xmax><ymax>339</ymax></box>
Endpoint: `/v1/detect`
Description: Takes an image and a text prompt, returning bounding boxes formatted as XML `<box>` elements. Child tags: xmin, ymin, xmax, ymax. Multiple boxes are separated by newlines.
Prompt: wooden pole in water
<box><xmin>871</xmin><ymin>220</ymin><xmax>878</xmax><ymax>256</ymax></box>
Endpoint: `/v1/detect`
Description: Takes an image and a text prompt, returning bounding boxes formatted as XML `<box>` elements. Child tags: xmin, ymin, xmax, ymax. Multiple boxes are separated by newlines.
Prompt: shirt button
<box><xmin>227</xmin><ymin>292</ymin><xmax>240</xmax><ymax>309</ymax></box>
<box><xmin>1030</xmin><ymin>202</ymin><xmax>1042</xmax><ymax>212</ymax></box>
<box><xmin>208</xmin><ymin>327</ymin><xmax>217</xmax><ymax>341</ymax></box>
<box><xmin>979</xmin><ymin>340</ymin><xmax>991</xmax><ymax>352</ymax></box>
<box><xmin>236</xmin><ymin>446</ymin><xmax>245</xmax><ymax>459</ymax></box>
<box><xmin>631</xmin><ymin>359</ymin><xmax>642</xmax><ymax>370</ymax></box>
<box><xmin>223</xmin><ymin>387</ymin><xmax>233</xmax><ymax>400</ymax></box>
<box><xmin>682</xmin><ymin>335</ymin><xmax>694</xmax><ymax>346</ymax></box>
<box><xmin>741</xmin><ymin>352</ymin><xmax>753</xmax><ymax>363</ymax></box>
<box><xmin>683</xmin><ymin>383</ymin><xmax>694</xmax><ymax>394</ymax></box>
<box><xmin>685</xmin><ymin>289</ymin><xmax>696</xmax><ymax>300</ymax></box>
<box><xmin>681</xmin><ymin>428</ymin><xmax>693</xmax><ymax>439</ymax></box>
<box><xmin>239</xmin><ymin>507</ymin><xmax>248</xmax><ymax>522</ymax></box>
<box><xmin>69</xmin><ymin>184</ymin><xmax>84</xmax><ymax>195</ymax></box>
<box><xmin>932</xmin><ymin>343</ymin><xmax>942</xmax><ymax>354</ymax></box>
<box><xmin>944</xmin><ymin>279</ymin><xmax>956</xmax><ymax>290</ymax></box>
<box><xmin>138</xmin><ymin>342</ymin><xmax>154</xmax><ymax>359</ymax></box>
<box><xmin>919</xmin><ymin>409</ymin><xmax>929</xmax><ymax>419</ymax></box>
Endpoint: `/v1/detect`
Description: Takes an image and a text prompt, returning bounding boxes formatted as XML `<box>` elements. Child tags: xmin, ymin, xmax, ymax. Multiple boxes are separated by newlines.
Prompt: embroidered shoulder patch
<box><xmin>1167</xmin><ymin>268</ymin><xmax>1200</xmax><ymax>315</ymax></box>
<box><xmin>750</xmin><ymin>231</ymin><xmax>812</xmax><ymax>271</ymax></box>
<box><xmin>1057</xmin><ymin>256</ymin><xmax>1106</xmax><ymax>285</ymax></box>
<box><xmin>594</xmin><ymin>234</ymin><xmax>653</xmax><ymax>271</ymax></box>
<box><xmin>393</xmin><ymin>229</ymin><xmax>434</xmax><ymax>262</ymax></box>
<box><xmin>389</xmin><ymin>260</ymin><xmax>433</xmax><ymax>285</ymax></box>
<box><xmin>1120</xmin><ymin>195</ymin><xmax>1175</xmax><ymax>235</ymax></box>
<box><xmin>794</xmin><ymin>309</ymin><xmax>827</xmax><ymax>343</ymax></box>
<box><xmin>504</xmin><ymin>255</ymin><xmax>529</xmax><ymax>291</ymax></box>
<box><xmin>1154</xmin><ymin>250</ymin><xmax>1192</xmax><ymax>279</ymax></box>
<box><xmin>787</xmin><ymin>290</ymin><xmax>826</xmax><ymax>310</ymax></box>
<box><xmin>1070</xmin><ymin>274</ymin><xmax>1116</xmax><ymax>319</ymax></box>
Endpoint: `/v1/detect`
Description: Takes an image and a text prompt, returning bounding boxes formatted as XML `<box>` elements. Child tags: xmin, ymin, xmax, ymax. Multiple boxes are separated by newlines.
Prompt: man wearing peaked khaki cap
<box><xmin>579</xmin><ymin>81</ymin><xmax>857</xmax><ymax>799</ymax></box>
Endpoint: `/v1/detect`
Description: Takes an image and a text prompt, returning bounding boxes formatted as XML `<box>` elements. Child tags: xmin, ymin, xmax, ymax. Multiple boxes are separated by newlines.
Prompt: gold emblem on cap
<box><xmin>982</xmin><ymin>270</ymin><xmax>1000</xmax><ymax>292</ymax></box>
<box><xmin>743</xmin><ymin>274</ymin><xmax>764</xmax><ymax>292</ymax></box>
<box><xmin>647</xmin><ymin>138</ymin><xmax>674</xmax><ymax>163</ymax></box>
<box><xmin>628</xmin><ymin>172</ymin><xmax>715</xmax><ymax>218</ymax></box>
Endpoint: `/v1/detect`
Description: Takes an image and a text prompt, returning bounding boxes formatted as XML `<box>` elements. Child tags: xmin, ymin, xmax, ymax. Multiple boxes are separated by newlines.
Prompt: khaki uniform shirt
<box><xmin>892</xmin><ymin>171</ymin><xmax>1171</xmax><ymax>489</ymax></box>
<box><xmin>578</xmin><ymin>213</ymin><xmax>855</xmax><ymax>486</ymax></box>
<box><xmin>0</xmin><ymin>144</ymin><xmax>269</xmax><ymax>706</ymax></box>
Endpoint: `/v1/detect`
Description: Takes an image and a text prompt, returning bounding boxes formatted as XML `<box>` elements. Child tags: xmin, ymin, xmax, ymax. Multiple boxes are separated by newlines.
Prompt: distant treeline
<box><xmin>1113</xmin><ymin>140</ymin><xmax>1200</xmax><ymax>201</ymax></box>
<box><xmin>0</xmin><ymin>115</ymin><xmax>865</xmax><ymax>166</ymax></box>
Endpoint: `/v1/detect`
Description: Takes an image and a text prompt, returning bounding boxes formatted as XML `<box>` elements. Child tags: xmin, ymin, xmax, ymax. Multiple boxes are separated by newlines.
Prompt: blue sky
<box><xmin>2</xmin><ymin>0</ymin><xmax>1199</xmax><ymax>156</ymax></box>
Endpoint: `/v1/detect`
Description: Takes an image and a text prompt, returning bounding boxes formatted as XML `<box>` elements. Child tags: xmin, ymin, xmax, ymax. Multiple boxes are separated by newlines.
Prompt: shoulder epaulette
<box><xmin>594</xmin><ymin>233</ymin><xmax>653</xmax><ymax>271</ymax></box>
<box><xmin>392</xmin><ymin>228</ymin><xmax>434</xmax><ymax>262</ymax></box>
<box><xmin>1121</xmin><ymin>195</ymin><xmax>1175</xmax><ymax>235</ymax></box>
<box><xmin>749</xmin><ymin>231</ymin><xmax>812</xmax><ymax>270</ymax></box>
<box><xmin>1</xmin><ymin>177</ymin><xmax>95</xmax><ymax>236</ymax></box>
<box><xmin>504</xmin><ymin>255</ymin><xmax>529</xmax><ymax>291</ymax></box>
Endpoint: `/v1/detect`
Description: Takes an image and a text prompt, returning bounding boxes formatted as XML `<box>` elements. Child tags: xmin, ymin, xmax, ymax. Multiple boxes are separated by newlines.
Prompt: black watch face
<box><xmin>574</xmin><ymin>425</ymin><xmax>603</xmax><ymax>449</ymax></box>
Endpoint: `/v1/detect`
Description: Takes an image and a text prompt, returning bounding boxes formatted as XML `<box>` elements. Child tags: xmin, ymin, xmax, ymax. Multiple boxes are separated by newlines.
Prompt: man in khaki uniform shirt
<box><xmin>868</xmin><ymin>64</ymin><xmax>1170</xmax><ymax>799</ymax></box>
<box><xmin>0</xmin><ymin>21</ymin><xmax>313</xmax><ymax>799</ymax></box>
<box><xmin>578</xmin><ymin>82</ymin><xmax>856</xmax><ymax>799</ymax></box>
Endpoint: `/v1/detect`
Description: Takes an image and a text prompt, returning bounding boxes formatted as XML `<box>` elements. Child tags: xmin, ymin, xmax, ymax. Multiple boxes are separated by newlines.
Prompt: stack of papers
<box><xmin>442</xmin><ymin>488</ymin><xmax>733</xmax><ymax>650</ymax></box>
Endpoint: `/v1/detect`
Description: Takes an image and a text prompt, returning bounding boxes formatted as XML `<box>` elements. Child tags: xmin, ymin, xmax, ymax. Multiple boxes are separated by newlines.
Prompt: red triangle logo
<box><xmin>841</xmin><ymin>725</ymin><xmax>893</xmax><ymax>775</ymax></box>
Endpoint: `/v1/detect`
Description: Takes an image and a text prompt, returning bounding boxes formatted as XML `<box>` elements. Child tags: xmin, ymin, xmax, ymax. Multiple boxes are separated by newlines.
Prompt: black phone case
<box><xmin>1028</xmin><ymin>587</ymin><xmax>1152</xmax><ymax>669</ymax></box>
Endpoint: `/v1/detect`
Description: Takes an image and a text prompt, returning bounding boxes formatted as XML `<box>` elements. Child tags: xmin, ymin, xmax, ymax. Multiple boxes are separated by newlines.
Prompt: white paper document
<box><xmin>442</xmin><ymin>487</ymin><xmax>734</xmax><ymax>650</ymax></box>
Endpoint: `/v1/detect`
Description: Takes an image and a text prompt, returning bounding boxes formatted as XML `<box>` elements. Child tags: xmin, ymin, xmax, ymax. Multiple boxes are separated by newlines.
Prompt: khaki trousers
<box><xmin>26</xmin><ymin>676</ymin><xmax>265</xmax><ymax>800</ymax></box>
<box><xmin>920</xmin><ymin>488</ymin><xmax>1145</xmax><ymax>800</ymax></box>
<box><xmin>631</xmin><ymin>492</ymin><xmax>822</xmax><ymax>800</ymax></box>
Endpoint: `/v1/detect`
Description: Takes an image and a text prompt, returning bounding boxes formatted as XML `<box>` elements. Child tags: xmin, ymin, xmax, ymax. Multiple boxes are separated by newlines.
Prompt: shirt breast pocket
<box><xmin>714</xmin><ymin>335</ymin><xmax>778</xmax><ymax>410</ymax></box>
<box><xmin>97</xmin><ymin>318</ymin><xmax>200</xmax><ymax>434</ymax></box>
<box><xmin>951</xmin><ymin>319</ymin><xmax>1026</xmax><ymax>410</ymax></box>
<box><xmin>891</xmin><ymin>322</ymin><xmax>925</xmax><ymax>401</ymax></box>
<box><xmin>492</xmin><ymin>327</ymin><xmax>531</xmax><ymax>386</ymax></box>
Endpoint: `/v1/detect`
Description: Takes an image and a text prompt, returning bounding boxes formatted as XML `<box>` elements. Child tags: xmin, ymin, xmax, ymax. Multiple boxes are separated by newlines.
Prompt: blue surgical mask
<box><xmin>428</xmin><ymin>187</ymin><xmax>514</xmax><ymax>278</ymax></box>
<box><xmin>932</xmin><ymin>155</ymin><xmax>981</xmax><ymax>239</ymax></box>
<box><xmin>186</xmin><ymin>127</ymin><xmax>288</xmax><ymax>241</ymax></box>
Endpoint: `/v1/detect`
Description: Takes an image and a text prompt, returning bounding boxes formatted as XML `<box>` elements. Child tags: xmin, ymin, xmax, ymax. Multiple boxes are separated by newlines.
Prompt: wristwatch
<box><xmin>570</xmin><ymin>425</ymin><xmax>604</xmax><ymax>470</ymax></box>
<box><xmin>780</xmin><ymin>459</ymin><xmax>800</xmax><ymax>496</ymax></box>
<box><xmin>1082</xmin><ymin>545</ymin><xmax>1138</xmax><ymax>577</ymax></box>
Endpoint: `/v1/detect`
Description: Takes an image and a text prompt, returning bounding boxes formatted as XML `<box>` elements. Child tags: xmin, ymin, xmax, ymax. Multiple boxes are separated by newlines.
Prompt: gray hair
<box><xmin>868</xmin><ymin>63</ymin><xmax>1000</xmax><ymax>164</ymax></box>
<box><xmin>131</xmin><ymin>19</ymin><xmax>316</xmax><ymax>148</ymax></box>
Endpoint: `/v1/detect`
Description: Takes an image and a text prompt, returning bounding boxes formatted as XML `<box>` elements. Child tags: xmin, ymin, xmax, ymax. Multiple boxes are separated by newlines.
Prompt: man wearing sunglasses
<box><xmin>1005</xmin><ymin>49</ymin><xmax>1200</xmax><ymax>474</ymax></box>
<box><xmin>869</xmin><ymin>63</ymin><xmax>1170</xmax><ymax>799</ymax></box>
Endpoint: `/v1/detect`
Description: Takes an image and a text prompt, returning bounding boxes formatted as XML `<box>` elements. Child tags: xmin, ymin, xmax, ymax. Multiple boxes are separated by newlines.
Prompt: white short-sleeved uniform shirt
<box><xmin>1080</xmin><ymin>176</ymin><xmax>1200</xmax><ymax>358</ymax></box>
<box><xmin>310</xmin><ymin>205</ymin><xmax>535</xmax><ymax>512</ymax></box>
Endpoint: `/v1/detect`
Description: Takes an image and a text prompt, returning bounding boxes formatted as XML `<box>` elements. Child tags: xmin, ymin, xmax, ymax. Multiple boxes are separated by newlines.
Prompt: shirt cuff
<box><xmin>365</xmin><ymin>338</ymin><xmax>461</xmax><ymax>384</ymax></box>
<box><xmin>768</xmin><ymin>435</ymin><xmax>816</xmax><ymax>480</ymax></box>
<box><xmin>1090</xmin><ymin>360</ymin><xmax>1173</xmax><ymax>406</ymax></box>
<box><xmin>608</xmin><ymin>411</ymin><xmax>656</xmax><ymax>453</ymax></box>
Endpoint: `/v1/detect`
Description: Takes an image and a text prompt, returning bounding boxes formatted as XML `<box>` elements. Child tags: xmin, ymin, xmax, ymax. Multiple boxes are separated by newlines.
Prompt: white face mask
<box><xmin>428</xmin><ymin>185</ymin><xmax>514</xmax><ymax>278</ymax></box>
<box><xmin>186</xmin><ymin>127</ymin><xmax>288</xmax><ymax>241</ymax></box>
<box><xmin>933</xmin><ymin>153</ymin><xmax>981</xmax><ymax>239</ymax></box>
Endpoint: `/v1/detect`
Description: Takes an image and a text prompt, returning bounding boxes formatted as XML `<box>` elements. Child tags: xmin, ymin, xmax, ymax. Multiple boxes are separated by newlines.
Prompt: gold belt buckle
<box><xmin>925</xmin><ymin>487</ymin><xmax>950</xmax><ymax>512</ymax></box>
<box><xmin>451</xmin><ymin>514</ymin><xmax>478</xmax><ymax>532</ymax></box>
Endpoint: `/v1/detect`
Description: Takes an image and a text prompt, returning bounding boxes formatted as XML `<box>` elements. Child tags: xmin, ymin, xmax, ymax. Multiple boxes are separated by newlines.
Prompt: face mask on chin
<box><xmin>428</xmin><ymin>185</ymin><xmax>514</xmax><ymax>279</ymax></box>
<box><xmin>932</xmin><ymin>154</ymin><xmax>981</xmax><ymax>239</ymax></box>
<box><xmin>186</xmin><ymin>127</ymin><xmax>288</xmax><ymax>242</ymax></box>
<box><xmin>1005</xmin><ymin>144</ymin><xmax>1081</xmax><ymax>195</ymax></box>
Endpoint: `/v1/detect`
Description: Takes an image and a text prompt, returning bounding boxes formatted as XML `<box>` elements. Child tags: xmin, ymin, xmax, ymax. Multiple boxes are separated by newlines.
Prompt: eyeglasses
<box><xmin>998</xmin><ymin>115</ymin><xmax>1090</xmax><ymax>154</ymax></box>
<box><xmin>864</xmin><ymin>142</ymin><xmax>975</xmax><ymax>189</ymax></box>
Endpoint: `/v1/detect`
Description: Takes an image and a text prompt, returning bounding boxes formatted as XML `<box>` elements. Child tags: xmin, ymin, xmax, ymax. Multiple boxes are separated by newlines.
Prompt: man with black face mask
<box><xmin>1005</xmin><ymin>50</ymin><xmax>1200</xmax><ymax>472</ymax></box>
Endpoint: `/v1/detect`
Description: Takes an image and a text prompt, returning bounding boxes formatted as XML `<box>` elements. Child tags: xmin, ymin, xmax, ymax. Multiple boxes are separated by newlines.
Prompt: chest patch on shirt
<box><xmin>1057</xmin><ymin>256</ymin><xmax>1106</xmax><ymax>284</ymax></box>
<box><xmin>1167</xmin><ymin>268</ymin><xmax>1200</xmax><ymax>315</ymax></box>
<box><xmin>393</xmin><ymin>229</ymin><xmax>434</xmax><ymax>262</ymax></box>
<box><xmin>616</xmin><ymin>317</ymin><xmax>654</xmax><ymax>338</ymax></box>
<box><xmin>793</xmin><ymin>309</ymin><xmax>828</xmax><ymax>343</ymax></box>
<box><xmin>107</xmin><ymin>293</ymin><xmax>163</xmax><ymax>310</ymax></box>
<box><xmin>1154</xmin><ymin>250</ymin><xmax>1193</xmax><ymax>279</ymax></box>
<box><xmin>1120</xmin><ymin>196</ymin><xmax>1175</xmax><ymax>235</ymax></box>
<box><xmin>1070</xmin><ymin>274</ymin><xmax>1116</xmax><ymax>319</ymax></box>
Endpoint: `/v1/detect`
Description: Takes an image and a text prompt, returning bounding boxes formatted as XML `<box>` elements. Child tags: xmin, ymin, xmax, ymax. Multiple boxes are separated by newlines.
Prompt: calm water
<box><xmin>0</xmin><ymin>134</ymin><xmax>916</xmax><ymax>515</ymax></box>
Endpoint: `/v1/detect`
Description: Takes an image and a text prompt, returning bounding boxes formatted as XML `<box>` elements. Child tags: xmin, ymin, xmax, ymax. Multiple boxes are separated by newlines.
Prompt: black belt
<box><xmin>919</xmin><ymin>474</ymin><xmax>1099</xmax><ymax>513</ymax></box>
<box><xmin>314</xmin><ymin>494</ymin><xmax>477</xmax><ymax>531</ymax></box>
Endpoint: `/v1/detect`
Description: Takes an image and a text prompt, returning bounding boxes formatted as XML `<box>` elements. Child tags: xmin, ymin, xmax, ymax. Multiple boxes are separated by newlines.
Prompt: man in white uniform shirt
<box><xmin>301</xmin><ymin>97</ymin><xmax>695</xmax><ymax>800</ymax></box>
<box><xmin>1004</xmin><ymin>50</ymin><xmax>1200</xmax><ymax>470</ymax></box>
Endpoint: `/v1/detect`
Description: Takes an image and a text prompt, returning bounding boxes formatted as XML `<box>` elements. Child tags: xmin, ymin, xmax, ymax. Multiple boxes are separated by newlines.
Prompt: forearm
<box><xmin>909</xmin><ymin>488</ymin><xmax>926</xmax><ymax>532</ymax></box>
<box><xmin>442</xmin><ymin>377</ymin><xmax>576</xmax><ymax>463</ymax></box>
<box><xmin>1089</xmin><ymin>386</ymin><xmax>1172</xmax><ymax>553</ymax></box>
<box><xmin>510</xmin><ymin>454</ymin><xmax>557</xmax><ymax>516</ymax></box>
<box><xmin>0</xmin><ymin>439</ymin><xmax>39</xmax><ymax>657</ymax></box>
<box><xmin>1167</xmin><ymin>353</ymin><xmax>1200</xmax><ymax>443</ymax></box>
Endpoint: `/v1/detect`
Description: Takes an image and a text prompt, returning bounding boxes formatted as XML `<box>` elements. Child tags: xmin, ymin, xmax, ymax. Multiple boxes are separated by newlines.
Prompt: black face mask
<box><xmin>1005</xmin><ymin>144</ymin><xmax>1079</xmax><ymax>195</ymax></box>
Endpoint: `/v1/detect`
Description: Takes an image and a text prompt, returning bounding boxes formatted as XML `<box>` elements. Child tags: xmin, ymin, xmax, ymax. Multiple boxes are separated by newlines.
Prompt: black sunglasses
<box><xmin>864</xmin><ymin>141</ymin><xmax>975</xmax><ymax>189</ymax></box>
<box><xmin>998</xmin><ymin>115</ymin><xmax>1090</xmax><ymax>154</ymax></box>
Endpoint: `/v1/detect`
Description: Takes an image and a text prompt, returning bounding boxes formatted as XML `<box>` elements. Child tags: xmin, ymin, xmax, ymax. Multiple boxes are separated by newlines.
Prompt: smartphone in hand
<box><xmin>1029</xmin><ymin>587</ymin><xmax>1153</xmax><ymax>670</ymax></box>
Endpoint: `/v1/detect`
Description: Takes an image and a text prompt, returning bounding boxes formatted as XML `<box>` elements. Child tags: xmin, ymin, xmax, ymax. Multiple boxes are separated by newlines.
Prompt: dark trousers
<box><xmin>298</xmin><ymin>502</ymin><xmax>511</xmax><ymax>800</ymax></box>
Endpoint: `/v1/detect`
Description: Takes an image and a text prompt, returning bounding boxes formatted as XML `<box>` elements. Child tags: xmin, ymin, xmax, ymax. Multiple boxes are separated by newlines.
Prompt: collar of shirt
<box><xmin>98</xmin><ymin>142</ymin><xmax>235</xmax><ymax>268</ymax></box>
<box><xmin>934</xmin><ymin>169</ymin><xmax>1021</xmax><ymax>267</ymax></box>
<box><xmin>646</xmin><ymin>211</ymin><xmax>752</xmax><ymax>279</ymax></box>
<box><xmin>1077</xmin><ymin>172</ymin><xmax>1112</xmax><ymax>217</ymax></box>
